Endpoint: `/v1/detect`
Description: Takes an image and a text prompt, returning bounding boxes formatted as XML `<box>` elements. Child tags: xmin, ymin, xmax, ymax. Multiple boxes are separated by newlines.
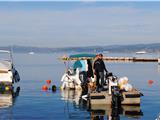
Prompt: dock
<box><xmin>103</xmin><ymin>57</ymin><xmax>157</xmax><ymax>62</ymax></box>
<box><xmin>61</xmin><ymin>56</ymin><xmax>158</xmax><ymax>62</ymax></box>
<box><xmin>88</xmin><ymin>89</ymin><xmax>141</xmax><ymax>106</ymax></box>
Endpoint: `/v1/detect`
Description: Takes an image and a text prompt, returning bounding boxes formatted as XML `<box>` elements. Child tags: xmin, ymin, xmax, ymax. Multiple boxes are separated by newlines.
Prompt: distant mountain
<box><xmin>0</xmin><ymin>43</ymin><xmax>160</xmax><ymax>53</ymax></box>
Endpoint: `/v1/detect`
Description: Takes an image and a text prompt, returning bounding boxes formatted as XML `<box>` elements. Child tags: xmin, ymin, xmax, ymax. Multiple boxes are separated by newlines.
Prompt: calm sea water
<box><xmin>0</xmin><ymin>52</ymin><xmax>160</xmax><ymax>120</ymax></box>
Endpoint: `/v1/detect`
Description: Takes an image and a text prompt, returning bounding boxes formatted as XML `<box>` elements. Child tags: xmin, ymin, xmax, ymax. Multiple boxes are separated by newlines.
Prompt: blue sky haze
<box><xmin>0</xmin><ymin>2</ymin><xmax>160</xmax><ymax>47</ymax></box>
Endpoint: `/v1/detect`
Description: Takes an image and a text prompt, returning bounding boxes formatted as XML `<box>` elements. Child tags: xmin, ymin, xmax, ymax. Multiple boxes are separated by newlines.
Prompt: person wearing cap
<box><xmin>93</xmin><ymin>54</ymin><xmax>108</xmax><ymax>91</ymax></box>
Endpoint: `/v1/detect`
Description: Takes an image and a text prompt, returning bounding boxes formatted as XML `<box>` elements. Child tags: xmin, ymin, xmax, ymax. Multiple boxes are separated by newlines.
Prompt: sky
<box><xmin>0</xmin><ymin>1</ymin><xmax>160</xmax><ymax>47</ymax></box>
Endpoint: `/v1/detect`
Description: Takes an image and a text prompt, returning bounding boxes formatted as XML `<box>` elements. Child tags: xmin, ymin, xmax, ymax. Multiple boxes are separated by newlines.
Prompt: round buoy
<box><xmin>148</xmin><ymin>80</ymin><xmax>154</xmax><ymax>85</ymax></box>
<box><xmin>46</xmin><ymin>79</ymin><xmax>51</xmax><ymax>85</ymax></box>
<box><xmin>52</xmin><ymin>85</ymin><xmax>57</xmax><ymax>92</ymax></box>
<box><xmin>5</xmin><ymin>86</ymin><xmax>10</xmax><ymax>91</ymax></box>
<box><xmin>42</xmin><ymin>85</ymin><xmax>48</xmax><ymax>91</ymax></box>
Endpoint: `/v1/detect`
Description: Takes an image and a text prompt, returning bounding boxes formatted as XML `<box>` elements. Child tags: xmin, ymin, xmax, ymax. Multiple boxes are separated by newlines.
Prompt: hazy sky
<box><xmin>0</xmin><ymin>1</ymin><xmax>160</xmax><ymax>47</ymax></box>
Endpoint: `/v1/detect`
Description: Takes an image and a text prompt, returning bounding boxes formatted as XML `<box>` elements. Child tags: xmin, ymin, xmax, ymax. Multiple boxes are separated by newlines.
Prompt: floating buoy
<box><xmin>148</xmin><ymin>80</ymin><xmax>154</xmax><ymax>85</ymax></box>
<box><xmin>42</xmin><ymin>85</ymin><xmax>48</xmax><ymax>91</ymax></box>
<box><xmin>46</xmin><ymin>79</ymin><xmax>51</xmax><ymax>85</ymax></box>
<box><xmin>52</xmin><ymin>85</ymin><xmax>57</xmax><ymax>92</ymax></box>
<box><xmin>5</xmin><ymin>86</ymin><xmax>10</xmax><ymax>91</ymax></box>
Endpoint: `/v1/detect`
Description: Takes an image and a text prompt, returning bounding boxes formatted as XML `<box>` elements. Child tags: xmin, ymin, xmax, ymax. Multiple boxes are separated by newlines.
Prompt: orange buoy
<box><xmin>42</xmin><ymin>85</ymin><xmax>48</xmax><ymax>91</ymax></box>
<box><xmin>148</xmin><ymin>80</ymin><xmax>154</xmax><ymax>85</ymax></box>
<box><xmin>46</xmin><ymin>79</ymin><xmax>51</xmax><ymax>85</ymax></box>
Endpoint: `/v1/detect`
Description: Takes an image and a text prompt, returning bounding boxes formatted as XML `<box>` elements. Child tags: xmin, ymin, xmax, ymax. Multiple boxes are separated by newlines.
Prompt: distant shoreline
<box><xmin>0</xmin><ymin>43</ymin><xmax>160</xmax><ymax>53</ymax></box>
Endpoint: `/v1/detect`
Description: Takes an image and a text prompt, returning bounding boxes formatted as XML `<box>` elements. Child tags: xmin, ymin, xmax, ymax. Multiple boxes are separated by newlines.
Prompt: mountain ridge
<box><xmin>0</xmin><ymin>43</ymin><xmax>160</xmax><ymax>53</ymax></box>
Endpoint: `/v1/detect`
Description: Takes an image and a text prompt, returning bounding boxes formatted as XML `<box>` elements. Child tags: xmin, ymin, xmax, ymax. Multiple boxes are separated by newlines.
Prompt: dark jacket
<box><xmin>93</xmin><ymin>59</ymin><xmax>107</xmax><ymax>73</ymax></box>
<box><xmin>87</xmin><ymin>59</ymin><xmax>94</xmax><ymax>78</ymax></box>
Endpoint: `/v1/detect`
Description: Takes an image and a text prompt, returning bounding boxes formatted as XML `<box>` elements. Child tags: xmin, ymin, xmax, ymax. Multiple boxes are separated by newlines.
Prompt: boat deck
<box><xmin>88</xmin><ymin>87</ymin><xmax>142</xmax><ymax>105</ymax></box>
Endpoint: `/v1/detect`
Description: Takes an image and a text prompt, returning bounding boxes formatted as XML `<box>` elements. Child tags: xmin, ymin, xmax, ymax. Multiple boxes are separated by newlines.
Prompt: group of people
<box><xmin>84</xmin><ymin>53</ymin><xmax>108</xmax><ymax>92</ymax></box>
<box><xmin>72</xmin><ymin>53</ymin><xmax>108</xmax><ymax>92</ymax></box>
<box><xmin>93</xmin><ymin>53</ymin><xmax>108</xmax><ymax>92</ymax></box>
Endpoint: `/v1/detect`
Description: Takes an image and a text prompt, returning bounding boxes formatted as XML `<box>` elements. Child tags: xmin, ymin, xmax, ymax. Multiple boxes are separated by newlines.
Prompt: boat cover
<box><xmin>69</xmin><ymin>54</ymin><xmax>96</xmax><ymax>58</ymax></box>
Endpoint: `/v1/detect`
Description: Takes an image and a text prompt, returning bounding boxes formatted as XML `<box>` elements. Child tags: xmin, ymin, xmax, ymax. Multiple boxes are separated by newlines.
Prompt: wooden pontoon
<box><xmin>87</xmin><ymin>74</ymin><xmax>143</xmax><ymax>106</ymax></box>
<box><xmin>61</xmin><ymin>56</ymin><xmax>158</xmax><ymax>62</ymax></box>
<box><xmin>87</xmin><ymin>75</ymin><xmax>143</xmax><ymax>106</ymax></box>
<box><xmin>88</xmin><ymin>87</ymin><xmax>142</xmax><ymax>106</ymax></box>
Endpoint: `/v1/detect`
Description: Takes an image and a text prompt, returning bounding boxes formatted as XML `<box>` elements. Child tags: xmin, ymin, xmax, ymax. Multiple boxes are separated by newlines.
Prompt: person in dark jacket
<box><xmin>93</xmin><ymin>54</ymin><xmax>108</xmax><ymax>91</ymax></box>
<box><xmin>87</xmin><ymin>59</ymin><xmax>94</xmax><ymax>79</ymax></box>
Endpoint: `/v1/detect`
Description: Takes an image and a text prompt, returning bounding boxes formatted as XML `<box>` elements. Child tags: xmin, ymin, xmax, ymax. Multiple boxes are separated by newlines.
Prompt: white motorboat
<box><xmin>88</xmin><ymin>73</ymin><xmax>143</xmax><ymax>106</ymax></box>
<box><xmin>28</xmin><ymin>51</ymin><xmax>35</xmax><ymax>55</ymax></box>
<box><xmin>0</xmin><ymin>50</ymin><xmax>20</xmax><ymax>88</ymax></box>
<box><xmin>135</xmin><ymin>50</ymin><xmax>147</xmax><ymax>54</ymax></box>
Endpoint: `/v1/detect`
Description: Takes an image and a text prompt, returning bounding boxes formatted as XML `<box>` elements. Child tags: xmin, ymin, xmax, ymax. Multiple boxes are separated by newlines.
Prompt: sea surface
<box><xmin>0</xmin><ymin>52</ymin><xmax>160</xmax><ymax>120</ymax></box>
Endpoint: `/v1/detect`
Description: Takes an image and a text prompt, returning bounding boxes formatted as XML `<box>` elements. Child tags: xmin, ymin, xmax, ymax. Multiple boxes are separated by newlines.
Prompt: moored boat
<box><xmin>60</xmin><ymin>53</ymin><xmax>96</xmax><ymax>90</ymax></box>
<box><xmin>0</xmin><ymin>50</ymin><xmax>20</xmax><ymax>90</ymax></box>
<box><xmin>135</xmin><ymin>50</ymin><xmax>147</xmax><ymax>54</ymax></box>
<box><xmin>87</xmin><ymin>73</ymin><xmax>143</xmax><ymax>106</ymax></box>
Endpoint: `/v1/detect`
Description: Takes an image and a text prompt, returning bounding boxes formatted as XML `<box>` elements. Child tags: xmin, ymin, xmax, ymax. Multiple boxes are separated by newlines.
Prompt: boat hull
<box><xmin>89</xmin><ymin>89</ymin><xmax>142</xmax><ymax>105</ymax></box>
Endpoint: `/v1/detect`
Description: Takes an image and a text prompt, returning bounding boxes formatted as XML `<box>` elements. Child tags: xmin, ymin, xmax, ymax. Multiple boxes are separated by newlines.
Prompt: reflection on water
<box><xmin>90</xmin><ymin>105</ymin><xmax>143</xmax><ymax>120</ymax></box>
<box><xmin>61</xmin><ymin>89</ymin><xmax>82</xmax><ymax>106</ymax></box>
<box><xmin>61</xmin><ymin>90</ymin><xmax>143</xmax><ymax>120</ymax></box>
<box><xmin>61</xmin><ymin>89</ymin><xmax>90</xmax><ymax>119</ymax></box>
<box><xmin>0</xmin><ymin>87</ymin><xmax>20</xmax><ymax>120</ymax></box>
<box><xmin>0</xmin><ymin>87</ymin><xmax>20</xmax><ymax>108</ymax></box>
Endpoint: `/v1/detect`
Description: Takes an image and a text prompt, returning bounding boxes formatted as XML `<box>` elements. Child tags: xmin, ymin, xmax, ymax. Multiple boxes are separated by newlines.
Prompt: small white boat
<box><xmin>28</xmin><ymin>52</ymin><xmax>35</xmax><ymax>55</ymax></box>
<box><xmin>60</xmin><ymin>53</ymin><xmax>96</xmax><ymax>90</ymax></box>
<box><xmin>0</xmin><ymin>50</ymin><xmax>20</xmax><ymax>87</ymax></box>
<box><xmin>135</xmin><ymin>51</ymin><xmax>147</xmax><ymax>54</ymax></box>
<box><xmin>88</xmin><ymin>74</ymin><xmax>143</xmax><ymax>106</ymax></box>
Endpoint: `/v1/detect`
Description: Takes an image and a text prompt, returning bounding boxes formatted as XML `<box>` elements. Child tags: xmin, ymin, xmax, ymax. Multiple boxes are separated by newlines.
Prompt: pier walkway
<box><xmin>103</xmin><ymin>57</ymin><xmax>157</xmax><ymax>62</ymax></box>
<box><xmin>61</xmin><ymin>56</ymin><xmax>159</xmax><ymax>62</ymax></box>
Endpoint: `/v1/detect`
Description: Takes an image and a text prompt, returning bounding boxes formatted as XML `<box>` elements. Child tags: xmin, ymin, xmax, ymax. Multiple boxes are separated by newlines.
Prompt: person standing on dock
<box><xmin>94</xmin><ymin>54</ymin><xmax>108</xmax><ymax>91</ymax></box>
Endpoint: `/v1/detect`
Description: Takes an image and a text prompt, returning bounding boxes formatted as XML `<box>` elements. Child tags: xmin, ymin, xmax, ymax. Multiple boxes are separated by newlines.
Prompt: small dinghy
<box><xmin>87</xmin><ymin>73</ymin><xmax>143</xmax><ymax>106</ymax></box>
<box><xmin>60</xmin><ymin>53</ymin><xmax>96</xmax><ymax>90</ymax></box>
